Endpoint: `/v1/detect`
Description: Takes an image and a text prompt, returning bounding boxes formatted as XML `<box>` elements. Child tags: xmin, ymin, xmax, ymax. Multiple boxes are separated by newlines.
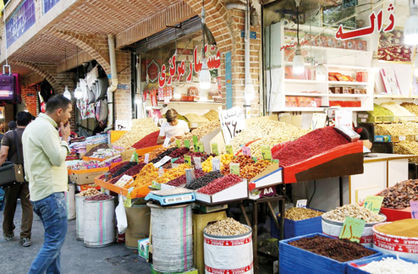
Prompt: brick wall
<box><xmin>21</xmin><ymin>87</ymin><xmax>38</xmax><ymax>116</ymax></box>
<box><xmin>113</xmin><ymin>51</ymin><xmax>132</xmax><ymax>122</ymax></box>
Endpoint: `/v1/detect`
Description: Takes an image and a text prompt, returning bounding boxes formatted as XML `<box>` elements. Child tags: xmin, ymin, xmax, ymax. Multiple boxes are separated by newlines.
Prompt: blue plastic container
<box><xmin>279</xmin><ymin>233</ymin><xmax>381</xmax><ymax>274</ymax></box>
<box><xmin>271</xmin><ymin>210</ymin><xmax>323</xmax><ymax>239</ymax></box>
<box><xmin>347</xmin><ymin>254</ymin><xmax>418</xmax><ymax>274</ymax></box>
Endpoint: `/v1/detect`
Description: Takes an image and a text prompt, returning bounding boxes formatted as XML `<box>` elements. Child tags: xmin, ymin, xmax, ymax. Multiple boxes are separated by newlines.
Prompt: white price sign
<box><xmin>219</xmin><ymin>107</ymin><xmax>246</xmax><ymax>144</ymax></box>
<box><xmin>296</xmin><ymin>199</ymin><xmax>307</xmax><ymax>208</ymax></box>
<box><xmin>153</xmin><ymin>156</ymin><xmax>172</xmax><ymax>168</ymax></box>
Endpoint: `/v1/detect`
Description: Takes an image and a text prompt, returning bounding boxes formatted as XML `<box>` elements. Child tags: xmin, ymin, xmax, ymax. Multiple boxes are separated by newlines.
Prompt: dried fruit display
<box><xmin>166</xmin><ymin>169</ymin><xmax>206</xmax><ymax>187</ymax></box>
<box><xmin>284</xmin><ymin>207</ymin><xmax>323</xmax><ymax>221</ymax></box>
<box><xmin>322</xmin><ymin>204</ymin><xmax>386</xmax><ymax>223</ymax></box>
<box><xmin>197</xmin><ymin>174</ymin><xmax>242</xmax><ymax>194</ymax></box>
<box><xmin>110</xmin><ymin>162</ymin><xmax>138</xmax><ymax>178</ymax></box>
<box><xmin>131</xmin><ymin>130</ymin><xmax>160</xmax><ymax>149</ymax></box>
<box><xmin>174</xmin><ymin>152</ymin><xmax>211</xmax><ymax>164</ymax></box>
<box><xmin>169</xmin><ymin>147</ymin><xmax>190</xmax><ymax>158</ymax></box>
<box><xmin>171</xmin><ymin>121</ymin><xmax>221</xmax><ymax>148</ymax></box>
<box><xmin>84</xmin><ymin>143</ymin><xmax>109</xmax><ymax>157</ymax></box>
<box><xmin>78</xmin><ymin>189</ymin><xmax>101</xmax><ymax>197</ymax></box>
<box><xmin>289</xmin><ymin>235</ymin><xmax>376</xmax><ymax>262</ymax></box>
<box><xmin>205</xmin><ymin>218</ymin><xmax>250</xmax><ymax>236</ymax></box>
<box><xmin>401</xmin><ymin>103</ymin><xmax>418</xmax><ymax>116</ymax></box>
<box><xmin>272</xmin><ymin>127</ymin><xmax>349</xmax><ymax>167</ymax></box>
<box><xmin>367</xmin><ymin>104</ymin><xmax>394</xmax><ymax>123</ymax></box>
<box><xmin>240</xmin><ymin>160</ymin><xmax>271</xmax><ymax>180</ymax></box>
<box><xmin>108</xmin><ymin>161</ymin><xmax>129</xmax><ymax>174</ymax></box>
<box><xmin>185</xmin><ymin>113</ymin><xmax>210</xmax><ymax>128</ymax></box>
<box><xmin>113</xmin><ymin>118</ymin><xmax>158</xmax><ymax>148</ymax></box>
<box><xmin>127</xmin><ymin>163</ymin><xmax>158</xmax><ymax>189</ymax></box>
<box><xmin>185</xmin><ymin>171</ymin><xmax>223</xmax><ymax>190</ymax></box>
<box><xmin>151</xmin><ymin>147</ymin><xmax>177</xmax><ymax>163</ymax></box>
<box><xmin>378</xmin><ymin>179</ymin><xmax>418</xmax><ymax>209</ymax></box>
<box><xmin>155</xmin><ymin>164</ymin><xmax>189</xmax><ymax>184</ymax></box>
<box><xmin>85</xmin><ymin>194</ymin><xmax>113</xmax><ymax>201</ymax></box>
<box><xmin>202</xmin><ymin>156</ymin><xmax>214</xmax><ymax>172</ymax></box>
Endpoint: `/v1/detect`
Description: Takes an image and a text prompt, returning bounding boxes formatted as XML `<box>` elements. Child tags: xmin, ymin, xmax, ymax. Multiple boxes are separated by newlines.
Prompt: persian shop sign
<box><xmin>335</xmin><ymin>4</ymin><xmax>395</xmax><ymax>40</ymax></box>
<box><xmin>6</xmin><ymin>0</ymin><xmax>36</xmax><ymax>48</ymax></box>
<box><xmin>157</xmin><ymin>45</ymin><xmax>221</xmax><ymax>89</ymax></box>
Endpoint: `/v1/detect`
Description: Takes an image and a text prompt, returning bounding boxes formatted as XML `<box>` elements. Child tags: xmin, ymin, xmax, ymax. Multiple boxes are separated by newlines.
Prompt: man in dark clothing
<box><xmin>8</xmin><ymin>120</ymin><xmax>17</xmax><ymax>131</ymax></box>
<box><xmin>0</xmin><ymin>112</ymin><xmax>33</xmax><ymax>247</ymax></box>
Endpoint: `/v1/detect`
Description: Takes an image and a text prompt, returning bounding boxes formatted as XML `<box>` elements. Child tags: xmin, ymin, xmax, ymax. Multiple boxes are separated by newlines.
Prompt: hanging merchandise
<box><xmin>95</xmin><ymin>99</ymin><xmax>108</xmax><ymax>124</ymax></box>
<box><xmin>0</xmin><ymin>65</ymin><xmax>15</xmax><ymax>100</ymax></box>
<box><xmin>86</xmin><ymin>65</ymin><xmax>99</xmax><ymax>89</ymax></box>
<box><xmin>95</xmin><ymin>78</ymin><xmax>109</xmax><ymax>100</ymax></box>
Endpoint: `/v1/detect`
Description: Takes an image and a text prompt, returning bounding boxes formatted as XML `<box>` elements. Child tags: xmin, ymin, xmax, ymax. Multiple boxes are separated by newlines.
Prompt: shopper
<box><xmin>7</xmin><ymin>120</ymin><xmax>17</xmax><ymax>131</ymax></box>
<box><xmin>157</xmin><ymin>108</ymin><xmax>190</xmax><ymax>146</ymax></box>
<box><xmin>0</xmin><ymin>112</ymin><xmax>33</xmax><ymax>246</ymax></box>
<box><xmin>22</xmin><ymin>94</ymin><xmax>72</xmax><ymax>274</ymax></box>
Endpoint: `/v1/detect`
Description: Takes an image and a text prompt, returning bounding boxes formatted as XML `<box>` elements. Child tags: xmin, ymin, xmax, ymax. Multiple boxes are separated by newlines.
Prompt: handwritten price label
<box><xmin>230</xmin><ymin>163</ymin><xmax>240</xmax><ymax>175</ymax></box>
<box><xmin>226</xmin><ymin>145</ymin><xmax>233</xmax><ymax>155</ymax></box>
<box><xmin>339</xmin><ymin>217</ymin><xmax>365</xmax><ymax>243</ymax></box>
<box><xmin>411</xmin><ymin>200</ymin><xmax>418</xmax><ymax>219</ymax></box>
<box><xmin>296</xmin><ymin>199</ymin><xmax>307</xmax><ymax>208</ymax></box>
<box><xmin>211</xmin><ymin>143</ymin><xmax>219</xmax><ymax>156</ymax></box>
<box><xmin>184</xmin><ymin>140</ymin><xmax>190</xmax><ymax>149</ymax></box>
<box><xmin>261</xmin><ymin>146</ymin><xmax>272</xmax><ymax>161</ymax></box>
<box><xmin>242</xmin><ymin>146</ymin><xmax>251</xmax><ymax>157</ymax></box>
<box><xmin>176</xmin><ymin>139</ymin><xmax>181</xmax><ymax>148</ymax></box>
<box><xmin>363</xmin><ymin>196</ymin><xmax>384</xmax><ymax>214</ymax></box>
<box><xmin>144</xmin><ymin>153</ymin><xmax>149</xmax><ymax>164</ymax></box>
<box><xmin>193</xmin><ymin>135</ymin><xmax>198</xmax><ymax>150</ymax></box>
<box><xmin>184</xmin><ymin>155</ymin><xmax>192</xmax><ymax>166</ymax></box>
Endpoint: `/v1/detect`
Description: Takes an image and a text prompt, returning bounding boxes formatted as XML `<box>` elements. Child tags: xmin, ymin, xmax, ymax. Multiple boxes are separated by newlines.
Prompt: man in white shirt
<box><xmin>157</xmin><ymin>109</ymin><xmax>189</xmax><ymax>147</ymax></box>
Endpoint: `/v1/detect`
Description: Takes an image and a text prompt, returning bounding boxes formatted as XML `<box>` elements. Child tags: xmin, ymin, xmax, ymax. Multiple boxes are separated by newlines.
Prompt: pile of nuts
<box><xmin>394</xmin><ymin>141</ymin><xmax>418</xmax><ymax>161</ymax></box>
<box><xmin>375</xmin><ymin>123</ymin><xmax>418</xmax><ymax>137</ymax></box>
<box><xmin>113</xmin><ymin>118</ymin><xmax>158</xmax><ymax>148</ymax></box>
<box><xmin>322</xmin><ymin>204</ymin><xmax>386</xmax><ymax>223</ymax></box>
<box><xmin>240</xmin><ymin>160</ymin><xmax>271</xmax><ymax>180</ymax></box>
<box><xmin>284</xmin><ymin>207</ymin><xmax>323</xmax><ymax>221</ymax></box>
<box><xmin>205</xmin><ymin>218</ymin><xmax>250</xmax><ymax>236</ymax></box>
<box><xmin>378</xmin><ymin>179</ymin><xmax>418</xmax><ymax>209</ymax></box>
<box><xmin>78</xmin><ymin>189</ymin><xmax>101</xmax><ymax>197</ymax></box>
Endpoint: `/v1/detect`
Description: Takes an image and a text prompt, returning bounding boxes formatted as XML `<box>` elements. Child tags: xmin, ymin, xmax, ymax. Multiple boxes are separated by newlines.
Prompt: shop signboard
<box><xmin>43</xmin><ymin>0</ymin><xmax>60</xmax><ymax>14</ymax></box>
<box><xmin>6</xmin><ymin>0</ymin><xmax>36</xmax><ymax>47</ymax></box>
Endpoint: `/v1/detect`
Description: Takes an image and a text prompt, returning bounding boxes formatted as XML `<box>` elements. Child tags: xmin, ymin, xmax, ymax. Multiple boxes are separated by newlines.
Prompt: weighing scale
<box><xmin>145</xmin><ymin>188</ymin><xmax>195</xmax><ymax>206</ymax></box>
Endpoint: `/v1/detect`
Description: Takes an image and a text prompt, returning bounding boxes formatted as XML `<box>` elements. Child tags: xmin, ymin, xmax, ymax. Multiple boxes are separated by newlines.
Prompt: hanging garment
<box><xmin>95</xmin><ymin>99</ymin><xmax>108</xmax><ymax>123</ymax></box>
<box><xmin>86</xmin><ymin>65</ymin><xmax>99</xmax><ymax>89</ymax></box>
<box><xmin>96</xmin><ymin>78</ymin><xmax>109</xmax><ymax>100</ymax></box>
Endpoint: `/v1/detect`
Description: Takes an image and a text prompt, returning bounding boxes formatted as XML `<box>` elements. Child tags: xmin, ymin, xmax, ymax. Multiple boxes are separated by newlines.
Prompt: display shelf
<box><xmin>285</xmin><ymin>92</ymin><xmax>327</xmax><ymax>97</ymax></box>
<box><xmin>325</xmin><ymin>64</ymin><xmax>370</xmax><ymax>70</ymax></box>
<box><xmin>328</xmin><ymin>81</ymin><xmax>368</xmax><ymax>86</ymax></box>
<box><xmin>328</xmin><ymin>94</ymin><xmax>369</xmax><ymax>98</ymax></box>
<box><xmin>284</xmin><ymin>79</ymin><xmax>327</xmax><ymax>84</ymax></box>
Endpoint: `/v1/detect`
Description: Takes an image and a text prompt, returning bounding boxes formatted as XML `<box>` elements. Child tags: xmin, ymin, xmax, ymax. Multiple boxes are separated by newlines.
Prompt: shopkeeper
<box><xmin>157</xmin><ymin>109</ymin><xmax>190</xmax><ymax>147</ymax></box>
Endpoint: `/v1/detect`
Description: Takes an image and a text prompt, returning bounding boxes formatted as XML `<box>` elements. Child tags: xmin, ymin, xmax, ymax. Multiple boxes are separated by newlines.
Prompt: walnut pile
<box><xmin>378</xmin><ymin>179</ymin><xmax>418</xmax><ymax>209</ymax></box>
<box><xmin>205</xmin><ymin>218</ymin><xmax>250</xmax><ymax>236</ymax></box>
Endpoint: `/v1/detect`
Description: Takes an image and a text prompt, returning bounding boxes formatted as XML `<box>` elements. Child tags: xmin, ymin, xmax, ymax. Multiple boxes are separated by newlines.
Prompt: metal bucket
<box><xmin>83</xmin><ymin>197</ymin><xmax>115</xmax><ymax>247</ymax></box>
<box><xmin>65</xmin><ymin>183</ymin><xmax>76</xmax><ymax>220</ymax></box>
<box><xmin>75</xmin><ymin>194</ymin><xmax>85</xmax><ymax>240</ymax></box>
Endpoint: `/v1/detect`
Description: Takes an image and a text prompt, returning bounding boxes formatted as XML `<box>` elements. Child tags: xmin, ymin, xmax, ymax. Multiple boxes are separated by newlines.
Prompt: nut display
<box><xmin>205</xmin><ymin>218</ymin><xmax>250</xmax><ymax>236</ymax></box>
<box><xmin>78</xmin><ymin>189</ymin><xmax>101</xmax><ymax>197</ymax></box>
<box><xmin>380</xmin><ymin>102</ymin><xmax>416</xmax><ymax>121</ymax></box>
<box><xmin>394</xmin><ymin>141</ymin><xmax>418</xmax><ymax>160</ymax></box>
<box><xmin>240</xmin><ymin>160</ymin><xmax>271</xmax><ymax>180</ymax></box>
<box><xmin>127</xmin><ymin>163</ymin><xmax>158</xmax><ymax>189</ymax></box>
<box><xmin>322</xmin><ymin>204</ymin><xmax>386</xmax><ymax>223</ymax></box>
<box><xmin>197</xmin><ymin>174</ymin><xmax>242</xmax><ymax>195</ymax></box>
<box><xmin>401</xmin><ymin>103</ymin><xmax>418</xmax><ymax>116</ymax></box>
<box><xmin>378</xmin><ymin>179</ymin><xmax>418</xmax><ymax>209</ymax></box>
<box><xmin>284</xmin><ymin>207</ymin><xmax>323</xmax><ymax>221</ymax></box>
<box><xmin>113</xmin><ymin>118</ymin><xmax>159</xmax><ymax>148</ymax></box>
<box><xmin>375</xmin><ymin>122</ymin><xmax>418</xmax><ymax>137</ymax></box>
<box><xmin>289</xmin><ymin>235</ymin><xmax>376</xmax><ymax>262</ymax></box>
<box><xmin>203</xmin><ymin>110</ymin><xmax>219</xmax><ymax>121</ymax></box>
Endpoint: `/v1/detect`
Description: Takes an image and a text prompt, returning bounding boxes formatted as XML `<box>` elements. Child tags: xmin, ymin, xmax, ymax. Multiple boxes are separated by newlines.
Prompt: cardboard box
<box><xmin>69</xmin><ymin>168</ymin><xmax>108</xmax><ymax>185</ymax></box>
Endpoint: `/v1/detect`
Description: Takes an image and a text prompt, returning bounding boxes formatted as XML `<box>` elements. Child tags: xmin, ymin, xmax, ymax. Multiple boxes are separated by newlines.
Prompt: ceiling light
<box><xmin>74</xmin><ymin>82</ymin><xmax>83</xmax><ymax>99</ymax></box>
<box><xmin>199</xmin><ymin>59</ymin><xmax>211</xmax><ymax>90</ymax></box>
<box><xmin>293</xmin><ymin>45</ymin><xmax>305</xmax><ymax>75</ymax></box>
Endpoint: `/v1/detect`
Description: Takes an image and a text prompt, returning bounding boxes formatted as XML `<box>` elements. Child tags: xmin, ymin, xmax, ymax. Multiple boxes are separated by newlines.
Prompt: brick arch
<box><xmin>184</xmin><ymin>0</ymin><xmax>233</xmax><ymax>52</ymax></box>
<box><xmin>49</xmin><ymin>28</ymin><xmax>111</xmax><ymax>75</ymax></box>
<box><xmin>10</xmin><ymin>60</ymin><xmax>60</xmax><ymax>92</ymax></box>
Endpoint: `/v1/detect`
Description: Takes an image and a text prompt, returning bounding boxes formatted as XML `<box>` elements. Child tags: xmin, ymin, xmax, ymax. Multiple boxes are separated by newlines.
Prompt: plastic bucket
<box><xmin>83</xmin><ymin>197</ymin><xmax>115</xmax><ymax>247</ymax></box>
<box><xmin>148</xmin><ymin>202</ymin><xmax>193</xmax><ymax>273</ymax></box>
<box><xmin>204</xmin><ymin>225</ymin><xmax>253</xmax><ymax>274</ymax></box>
<box><xmin>372</xmin><ymin>222</ymin><xmax>418</xmax><ymax>261</ymax></box>
<box><xmin>322</xmin><ymin>215</ymin><xmax>386</xmax><ymax>247</ymax></box>
<box><xmin>75</xmin><ymin>194</ymin><xmax>85</xmax><ymax>240</ymax></box>
<box><xmin>65</xmin><ymin>183</ymin><xmax>76</xmax><ymax>220</ymax></box>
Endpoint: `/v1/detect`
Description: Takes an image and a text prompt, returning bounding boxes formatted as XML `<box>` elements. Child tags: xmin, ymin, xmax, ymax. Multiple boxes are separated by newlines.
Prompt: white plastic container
<box><xmin>65</xmin><ymin>183</ymin><xmax>76</xmax><ymax>220</ymax></box>
<box><xmin>322</xmin><ymin>215</ymin><xmax>386</xmax><ymax>247</ymax></box>
<box><xmin>148</xmin><ymin>202</ymin><xmax>193</xmax><ymax>273</ymax></box>
<box><xmin>83</xmin><ymin>197</ymin><xmax>115</xmax><ymax>247</ymax></box>
<box><xmin>204</xmin><ymin>225</ymin><xmax>253</xmax><ymax>274</ymax></box>
<box><xmin>75</xmin><ymin>194</ymin><xmax>85</xmax><ymax>240</ymax></box>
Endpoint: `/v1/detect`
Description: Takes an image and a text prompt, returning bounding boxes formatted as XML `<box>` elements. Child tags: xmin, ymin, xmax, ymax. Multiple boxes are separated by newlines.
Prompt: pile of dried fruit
<box><xmin>113</xmin><ymin>118</ymin><xmax>158</xmax><ymax>148</ymax></box>
<box><xmin>155</xmin><ymin>164</ymin><xmax>189</xmax><ymax>184</ymax></box>
<box><xmin>131</xmin><ymin>130</ymin><xmax>160</xmax><ymax>149</ymax></box>
<box><xmin>367</xmin><ymin>104</ymin><xmax>394</xmax><ymax>123</ymax></box>
<box><xmin>203</xmin><ymin>110</ymin><xmax>219</xmax><ymax>121</ymax></box>
<box><xmin>127</xmin><ymin>163</ymin><xmax>158</xmax><ymax>188</ymax></box>
<box><xmin>289</xmin><ymin>235</ymin><xmax>376</xmax><ymax>262</ymax></box>
<box><xmin>284</xmin><ymin>207</ymin><xmax>323</xmax><ymax>221</ymax></box>
<box><xmin>78</xmin><ymin>189</ymin><xmax>101</xmax><ymax>197</ymax></box>
<box><xmin>166</xmin><ymin>169</ymin><xmax>207</xmax><ymax>187</ymax></box>
<box><xmin>151</xmin><ymin>147</ymin><xmax>177</xmax><ymax>164</ymax></box>
<box><xmin>169</xmin><ymin>147</ymin><xmax>190</xmax><ymax>158</ymax></box>
<box><xmin>197</xmin><ymin>174</ymin><xmax>242</xmax><ymax>194</ymax></box>
<box><xmin>322</xmin><ymin>204</ymin><xmax>386</xmax><ymax>223</ymax></box>
<box><xmin>85</xmin><ymin>194</ymin><xmax>113</xmax><ymax>201</ymax></box>
<box><xmin>272</xmin><ymin>127</ymin><xmax>349</xmax><ymax>167</ymax></box>
<box><xmin>205</xmin><ymin>218</ymin><xmax>250</xmax><ymax>236</ymax></box>
<box><xmin>378</xmin><ymin>179</ymin><xmax>418</xmax><ymax>209</ymax></box>
<box><xmin>185</xmin><ymin>171</ymin><xmax>223</xmax><ymax>190</ymax></box>
<box><xmin>202</xmin><ymin>156</ymin><xmax>214</xmax><ymax>172</ymax></box>
<box><xmin>240</xmin><ymin>160</ymin><xmax>271</xmax><ymax>180</ymax></box>
<box><xmin>84</xmin><ymin>143</ymin><xmax>109</xmax><ymax>157</ymax></box>
<box><xmin>110</xmin><ymin>162</ymin><xmax>138</xmax><ymax>178</ymax></box>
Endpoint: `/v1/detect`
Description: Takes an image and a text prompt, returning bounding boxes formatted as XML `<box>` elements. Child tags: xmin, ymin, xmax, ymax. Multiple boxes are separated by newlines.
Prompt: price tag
<box><xmin>176</xmin><ymin>139</ymin><xmax>181</xmax><ymax>148</ymax></box>
<box><xmin>226</xmin><ymin>145</ymin><xmax>233</xmax><ymax>155</ymax></box>
<box><xmin>153</xmin><ymin>156</ymin><xmax>172</xmax><ymax>168</ymax></box>
<box><xmin>150</xmin><ymin>181</ymin><xmax>161</xmax><ymax>190</ymax></box>
<box><xmin>184</xmin><ymin>155</ymin><xmax>192</xmax><ymax>166</ymax></box>
<box><xmin>272</xmin><ymin>159</ymin><xmax>279</xmax><ymax>164</ymax></box>
<box><xmin>252</xmin><ymin>157</ymin><xmax>258</xmax><ymax>163</ymax></box>
<box><xmin>124</xmin><ymin>188</ymin><xmax>134</xmax><ymax>208</ymax></box>
<box><xmin>410</xmin><ymin>200</ymin><xmax>418</xmax><ymax>219</ymax></box>
<box><xmin>363</xmin><ymin>196</ymin><xmax>384</xmax><ymax>214</ymax></box>
<box><xmin>114</xmin><ymin>175</ymin><xmax>134</xmax><ymax>188</ymax></box>
<box><xmin>163</xmin><ymin>137</ymin><xmax>171</xmax><ymax>147</ymax></box>
<box><xmin>211</xmin><ymin>143</ymin><xmax>219</xmax><ymax>156</ymax></box>
<box><xmin>230</xmin><ymin>163</ymin><xmax>240</xmax><ymax>175</ymax></box>
<box><xmin>261</xmin><ymin>146</ymin><xmax>272</xmax><ymax>161</ymax></box>
<box><xmin>194</xmin><ymin>157</ymin><xmax>202</xmax><ymax>170</ymax></box>
<box><xmin>339</xmin><ymin>217</ymin><xmax>365</xmax><ymax>243</ymax></box>
<box><xmin>197</xmin><ymin>142</ymin><xmax>204</xmax><ymax>153</ymax></box>
<box><xmin>184</xmin><ymin>140</ymin><xmax>190</xmax><ymax>148</ymax></box>
<box><xmin>296</xmin><ymin>199</ymin><xmax>307</xmax><ymax>208</ymax></box>
<box><xmin>144</xmin><ymin>153</ymin><xmax>150</xmax><ymax>164</ymax></box>
<box><xmin>130</xmin><ymin>151</ymin><xmax>139</xmax><ymax>163</ymax></box>
<box><xmin>193</xmin><ymin>136</ymin><xmax>198</xmax><ymax>150</ymax></box>
<box><xmin>158</xmin><ymin>168</ymin><xmax>164</xmax><ymax>177</ymax></box>
<box><xmin>242</xmin><ymin>146</ymin><xmax>251</xmax><ymax>157</ymax></box>
<box><xmin>185</xmin><ymin>168</ymin><xmax>195</xmax><ymax>184</ymax></box>
<box><xmin>212</xmin><ymin>158</ymin><xmax>221</xmax><ymax>171</ymax></box>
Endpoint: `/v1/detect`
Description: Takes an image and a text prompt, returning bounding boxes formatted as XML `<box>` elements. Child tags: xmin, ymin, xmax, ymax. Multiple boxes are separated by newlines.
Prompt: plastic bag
<box><xmin>115</xmin><ymin>195</ymin><xmax>127</xmax><ymax>234</ymax></box>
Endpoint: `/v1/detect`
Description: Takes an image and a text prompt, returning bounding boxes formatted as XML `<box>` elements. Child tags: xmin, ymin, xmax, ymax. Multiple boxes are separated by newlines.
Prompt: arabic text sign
<box><xmin>339</xmin><ymin>217</ymin><xmax>365</xmax><ymax>243</ymax></box>
<box><xmin>363</xmin><ymin>196</ymin><xmax>384</xmax><ymax>214</ymax></box>
<box><xmin>6</xmin><ymin>0</ymin><xmax>36</xmax><ymax>48</ymax></box>
<box><xmin>335</xmin><ymin>5</ymin><xmax>395</xmax><ymax>40</ymax></box>
<box><xmin>219</xmin><ymin>107</ymin><xmax>246</xmax><ymax>145</ymax></box>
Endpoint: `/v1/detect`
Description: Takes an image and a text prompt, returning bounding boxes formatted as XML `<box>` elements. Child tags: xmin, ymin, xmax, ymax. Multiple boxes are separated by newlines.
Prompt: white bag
<box><xmin>115</xmin><ymin>195</ymin><xmax>128</xmax><ymax>234</ymax></box>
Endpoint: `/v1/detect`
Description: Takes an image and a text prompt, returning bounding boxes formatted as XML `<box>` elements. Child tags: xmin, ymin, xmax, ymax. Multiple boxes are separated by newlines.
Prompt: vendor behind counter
<box><xmin>157</xmin><ymin>109</ymin><xmax>190</xmax><ymax>147</ymax></box>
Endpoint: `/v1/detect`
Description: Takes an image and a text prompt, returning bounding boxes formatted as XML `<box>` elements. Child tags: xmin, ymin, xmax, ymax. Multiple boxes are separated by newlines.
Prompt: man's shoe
<box><xmin>20</xmin><ymin>237</ymin><xmax>31</xmax><ymax>247</ymax></box>
<box><xmin>4</xmin><ymin>233</ymin><xmax>14</xmax><ymax>241</ymax></box>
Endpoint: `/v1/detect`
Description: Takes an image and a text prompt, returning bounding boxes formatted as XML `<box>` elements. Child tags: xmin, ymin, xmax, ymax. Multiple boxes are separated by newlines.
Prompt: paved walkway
<box><xmin>0</xmin><ymin>200</ymin><xmax>150</xmax><ymax>274</ymax></box>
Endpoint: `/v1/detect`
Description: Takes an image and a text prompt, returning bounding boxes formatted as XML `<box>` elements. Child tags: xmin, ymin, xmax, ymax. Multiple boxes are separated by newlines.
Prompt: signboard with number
<box><xmin>363</xmin><ymin>196</ymin><xmax>384</xmax><ymax>214</ymax></box>
<box><xmin>219</xmin><ymin>107</ymin><xmax>246</xmax><ymax>144</ymax></box>
<box><xmin>339</xmin><ymin>217</ymin><xmax>365</xmax><ymax>243</ymax></box>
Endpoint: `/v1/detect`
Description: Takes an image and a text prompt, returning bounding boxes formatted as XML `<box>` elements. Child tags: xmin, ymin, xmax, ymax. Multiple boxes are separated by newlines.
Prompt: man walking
<box><xmin>0</xmin><ymin>112</ymin><xmax>34</xmax><ymax>246</ymax></box>
<box><xmin>22</xmin><ymin>95</ymin><xmax>72</xmax><ymax>274</ymax></box>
